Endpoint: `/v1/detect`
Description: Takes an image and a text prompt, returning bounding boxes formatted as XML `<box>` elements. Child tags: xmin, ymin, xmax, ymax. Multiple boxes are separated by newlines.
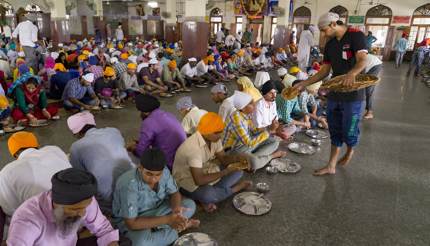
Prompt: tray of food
<box><xmin>321</xmin><ymin>74</ymin><xmax>380</xmax><ymax>92</ymax></box>
<box><xmin>288</xmin><ymin>142</ymin><xmax>316</xmax><ymax>155</ymax></box>
<box><xmin>305</xmin><ymin>129</ymin><xmax>329</xmax><ymax>139</ymax></box>
<box><xmin>233</xmin><ymin>192</ymin><xmax>272</xmax><ymax>216</ymax></box>
<box><xmin>174</xmin><ymin>232</ymin><xmax>218</xmax><ymax>246</ymax></box>
<box><xmin>228</xmin><ymin>159</ymin><xmax>249</xmax><ymax>170</ymax></box>
<box><xmin>270</xmin><ymin>158</ymin><xmax>302</xmax><ymax>174</ymax></box>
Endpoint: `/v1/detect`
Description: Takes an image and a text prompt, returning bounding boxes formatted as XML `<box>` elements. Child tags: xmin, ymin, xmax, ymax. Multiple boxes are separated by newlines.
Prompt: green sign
<box><xmin>348</xmin><ymin>16</ymin><xmax>365</xmax><ymax>24</ymax></box>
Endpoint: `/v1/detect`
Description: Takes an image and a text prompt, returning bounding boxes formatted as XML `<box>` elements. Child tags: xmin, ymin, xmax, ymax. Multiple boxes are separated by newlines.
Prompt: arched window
<box><xmin>0</xmin><ymin>1</ymin><xmax>13</xmax><ymax>16</ymax></box>
<box><xmin>25</xmin><ymin>4</ymin><xmax>42</xmax><ymax>13</ymax></box>
<box><xmin>365</xmin><ymin>5</ymin><xmax>392</xmax><ymax>48</ymax></box>
<box><xmin>293</xmin><ymin>6</ymin><xmax>311</xmax><ymax>24</ymax></box>
<box><xmin>330</xmin><ymin>5</ymin><xmax>348</xmax><ymax>24</ymax></box>
<box><xmin>210</xmin><ymin>7</ymin><xmax>223</xmax><ymax>36</ymax></box>
<box><xmin>409</xmin><ymin>4</ymin><xmax>430</xmax><ymax>49</ymax></box>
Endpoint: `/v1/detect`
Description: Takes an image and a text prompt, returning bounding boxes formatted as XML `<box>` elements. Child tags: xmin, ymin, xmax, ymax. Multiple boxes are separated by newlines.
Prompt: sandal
<box><xmin>29</xmin><ymin>119</ymin><xmax>49</xmax><ymax>127</ymax></box>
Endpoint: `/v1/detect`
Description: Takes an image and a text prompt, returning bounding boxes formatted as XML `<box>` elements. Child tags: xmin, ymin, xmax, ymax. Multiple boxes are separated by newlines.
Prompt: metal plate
<box><xmin>174</xmin><ymin>232</ymin><xmax>218</xmax><ymax>246</ymax></box>
<box><xmin>270</xmin><ymin>158</ymin><xmax>302</xmax><ymax>174</ymax></box>
<box><xmin>233</xmin><ymin>192</ymin><xmax>272</xmax><ymax>216</ymax></box>
<box><xmin>288</xmin><ymin>142</ymin><xmax>316</xmax><ymax>155</ymax></box>
<box><xmin>305</xmin><ymin>129</ymin><xmax>329</xmax><ymax>139</ymax></box>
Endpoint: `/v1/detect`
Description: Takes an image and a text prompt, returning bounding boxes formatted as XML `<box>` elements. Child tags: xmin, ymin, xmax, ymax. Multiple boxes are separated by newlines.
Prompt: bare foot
<box><xmin>363</xmin><ymin>112</ymin><xmax>374</xmax><ymax>120</ymax></box>
<box><xmin>271</xmin><ymin>150</ymin><xmax>287</xmax><ymax>159</ymax></box>
<box><xmin>232</xmin><ymin>180</ymin><xmax>253</xmax><ymax>193</ymax></box>
<box><xmin>186</xmin><ymin>219</ymin><xmax>200</xmax><ymax>229</ymax></box>
<box><xmin>313</xmin><ymin>166</ymin><xmax>336</xmax><ymax>176</ymax></box>
<box><xmin>338</xmin><ymin>151</ymin><xmax>354</xmax><ymax>166</ymax></box>
<box><xmin>202</xmin><ymin>203</ymin><xmax>217</xmax><ymax>213</ymax></box>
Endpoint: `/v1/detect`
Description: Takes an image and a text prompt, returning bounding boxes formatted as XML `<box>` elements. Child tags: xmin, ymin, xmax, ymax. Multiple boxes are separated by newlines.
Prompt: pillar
<box><xmin>273</xmin><ymin>0</ymin><xmax>291</xmax><ymax>49</ymax></box>
<box><xmin>49</xmin><ymin>0</ymin><xmax>70</xmax><ymax>44</ymax></box>
<box><xmin>181</xmin><ymin>0</ymin><xmax>209</xmax><ymax>59</ymax></box>
<box><xmin>165</xmin><ymin>0</ymin><xmax>179</xmax><ymax>43</ymax></box>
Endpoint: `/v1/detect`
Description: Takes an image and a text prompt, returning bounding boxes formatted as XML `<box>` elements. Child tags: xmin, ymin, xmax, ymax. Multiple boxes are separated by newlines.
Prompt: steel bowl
<box><xmin>265</xmin><ymin>166</ymin><xmax>278</xmax><ymax>174</ymax></box>
<box><xmin>256</xmin><ymin>182</ymin><xmax>270</xmax><ymax>193</ymax></box>
<box><xmin>311</xmin><ymin>139</ymin><xmax>322</xmax><ymax>146</ymax></box>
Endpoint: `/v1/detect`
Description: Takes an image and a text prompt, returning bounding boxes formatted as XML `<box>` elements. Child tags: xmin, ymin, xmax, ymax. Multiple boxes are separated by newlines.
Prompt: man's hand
<box><xmin>168</xmin><ymin>213</ymin><xmax>187</xmax><ymax>231</ymax></box>
<box><xmin>94</xmin><ymin>98</ymin><xmax>101</xmax><ymax>106</ymax></box>
<box><xmin>172</xmin><ymin>206</ymin><xmax>191</xmax><ymax>216</ymax></box>
<box><xmin>343</xmin><ymin>72</ymin><xmax>356</xmax><ymax>87</ymax></box>
<box><xmin>126</xmin><ymin>140</ymin><xmax>138</xmax><ymax>152</ymax></box>
<box><xmin>269</xmin><ymin>119</ymin><xmax>279</xmax><ymax>134</ymax></box>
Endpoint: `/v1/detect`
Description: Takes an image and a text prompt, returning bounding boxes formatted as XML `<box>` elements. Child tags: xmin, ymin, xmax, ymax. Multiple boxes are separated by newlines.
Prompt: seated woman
<box><xmin>236</xmin><ymin>76</ymin><xmax>262</xmax><ymax>103</ymax></box>
<box><xmin>223</xmin><ymin>91</ymin><xmax>286</xmax><ymax>171</ymax></box>
<box><xmin>38</xmin><ymin>56</ymin><xmax>56</xmax><ymax>91</ymax></box>
<box><xmin>10</xmin><ymin>75</ymin><xmax>59</xmax><ymax>125</ymax></box>
<box><xmin>13</xmin><ymin>62</ymin><xmax>34</xmax><ymax>82</ymax></box>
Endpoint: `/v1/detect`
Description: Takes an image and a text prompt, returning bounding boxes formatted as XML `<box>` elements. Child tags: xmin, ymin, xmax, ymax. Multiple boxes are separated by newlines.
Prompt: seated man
<box><xmin>195</xmin><ymin>55</ymin><xmax>216</xmax><ymax>84</ymax></box>
<box><xmin>127</xmin><ymin>94</ymin><xmax>186</xmax><ymax>170</ymax></box>
<box><xmin>298</xmin><ymin>81</ymin><xmax>328</xmax><ymax>129</ymax></box>
<box><xmin>180</xmin><ymin>57</ymin><xmax>207</xmax><ymax>88</ymax></box>
<box><xmin>119</xmin><ymin>63</ymin><xmax>144</xmax><ymax>98</ymax></box>
<box><xmin>253</xmin><ymin>81</ymin><xmax>279</xmax><ymax>131</ymax></box>
<box><xmin>173</xmin><ymin>113</ymin><xmax>252</xmax><ymax>213</ymax></box>
<box><xmin>223</xmin><ymin>91</ymin><xmax>286</xmax><ymax>171</ymax></box>
<box><xmin>277</xmin><ymin>67</ymin><xmax>297</xmax><ymax>89</ymax></box>
<box><xmin>62</xmin><ymin>72</ymin><xmax>100</xmax><ymax>112</ymax></box>
<box><xmin>7</xmin><ymin>168</ymin><xmax>119</xmax><ymax>245</ymax></box>
<box><xmin>210</xmin><ymin>83</ymin><xmax>235</xmax><ymax>122</ymax></box>
<box><xmin>49</xmin><ymin>63</ymin><xmax>71</xmax><ymax>99</ymax></box>
<box><xmin>112</xmin><ymin>148</ymin><xmax>199</xmax><ymax>246</ymax></box>
<box><xmin>162</xmin><ymin>60</ymin><xmax>191</xmax><ymax>92</ymax></box>
<box><xmin>67</xmin><ymin>111</ymin><xmax>134</xmax><ymax>213</ymax></box>
<box><xmin>176</xmin><ymin>96</ymin><xmax>208</xmax><ymax>135</ymax></box>
<box><xmin>94</xmin><ymin>67</ymin><xmax>123</xmax><ymax>109</ymax></box>
<box><xmin>0</xmin><ymin>132</ymin><xmax>71</xmax><ymax>218</ymax></box>
<box><xmin>140</xmin><ymin>59</ymin><xmax>171</xmax><ymax>97</ymax></box>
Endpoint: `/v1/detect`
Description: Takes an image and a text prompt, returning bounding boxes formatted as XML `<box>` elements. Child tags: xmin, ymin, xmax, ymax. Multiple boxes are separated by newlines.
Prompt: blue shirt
<box><xmin>70</xmin><ymin>127</ymin><xmax>134</xmax><ymax>206</ymax></box>
<box><xmin>394</xmin><ymin>38</ymin><xmax>408</xmax><ymax>53</ymax></box>
<box><xmin>112</xmin><ymin>168</ymin><xmax>178</xmax><ymax>233</ymax></box>
<box><xmin>62</xmin><ymin>77</ymin><xmax>95</xmax><ymax>100</ymax></box>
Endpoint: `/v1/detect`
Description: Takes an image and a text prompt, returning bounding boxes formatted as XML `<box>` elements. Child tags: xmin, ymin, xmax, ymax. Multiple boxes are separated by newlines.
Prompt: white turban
<box><xmin>149</xmin><ymin>58</ymin><xmax>158</xmax><ymax>65</ymax></box>
<box><xmin>296</xmin><ymin>71</ymin><xmax>309</xmax><ymax>81</ymax></box>
<box><xmin>188</xmin><ymin>57</ymin><xmax>197</xmax><ymax>62</ymax></box>
<box><xmin>318</xmin><ymin>12</ymin><xmax>340</xmax><ymax>30</ymax></box>
<box><xmin>233</xmin><ymin>90</ymin><xmax>253</xmax><ymax>110</ymax></box>
<box><xmin>58</xmin><ymin>43</ymin><xmax>64</xmax><ymax>47</ymax></box>
<box><xmin>254</xmin><ymin>71</ymin><xmax>271</xmax><ymax>88</ymax></box>
<box><xmin>110</xmin><ymin>57</ymin><xmax>118</xmax><ymax>64</ymax></box>
<box><xmin>277</xmin><ymin>67</ymin><xmax>288</xmax><ymax>77</ymax></box>
<box><xmin>50</xmin><ymin>52</ymin><xmax>59</xmax><ymax>60</ymax></box>
<box><xmin>18</xmin><ymin>51</ymin><xmax>25</xmax><ymax>57</ymax></box>
<box><xmin>128</xmin><ymin>55</ymin><xmax>137</xmax><ymax>64</ymax></box>
<box><xmin>82</xmin><ymin>73</ymin><xmax>95</xmax><ymax>83</ymax></box>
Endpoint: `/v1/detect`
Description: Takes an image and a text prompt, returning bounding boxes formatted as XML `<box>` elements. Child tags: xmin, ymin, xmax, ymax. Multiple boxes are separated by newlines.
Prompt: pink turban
<box><xmin>67</xmin><ymin>111</ymin><xmax>96</xmax><ymax>134</ymax></box>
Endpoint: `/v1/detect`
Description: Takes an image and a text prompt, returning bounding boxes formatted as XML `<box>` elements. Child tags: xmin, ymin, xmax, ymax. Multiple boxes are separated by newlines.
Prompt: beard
<box><xmin>53</xmin><ymin>206</ymin><xmax>84</xmax><ymax>238</ymax></box>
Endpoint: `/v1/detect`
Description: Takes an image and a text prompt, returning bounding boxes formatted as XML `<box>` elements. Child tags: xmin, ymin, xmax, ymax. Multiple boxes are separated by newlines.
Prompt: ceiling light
<box><xmin>148</xmin><ymin>1</ymin><xmax>158</xmax><ymax>8</ymax></box>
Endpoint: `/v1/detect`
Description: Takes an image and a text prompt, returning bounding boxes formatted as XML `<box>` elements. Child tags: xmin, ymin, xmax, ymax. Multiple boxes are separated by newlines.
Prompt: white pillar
<box><xmin>94</xmin><ymin>0</ymin><xmax>103</xmax><ymax>17</ymax></box>
<box><xmin>184</xmin><ymin>0</ymin><xmax>207</xmax><ymax>19</ymax></box>
<box><xmin>277</xmin><ymin>0</ymin><xmax>291</xmax><ymax>27</ymax></box>
<box><xmin>50</xmin><ymin>0</ymin><xmax>66</xmax><ymax>18</ymax></box>
<box><xmin>165</xmin><ymin>0</ymin><xmax>177</xmax><ymax>24</ymax></box>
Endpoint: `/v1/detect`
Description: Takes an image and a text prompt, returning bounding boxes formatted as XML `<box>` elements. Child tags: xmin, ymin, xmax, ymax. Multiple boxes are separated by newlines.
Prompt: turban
<box><xmin>237</xmin><ymin>49</ymin><xmax>245</xmax><ymax>57</ymax></box>
<box><xmin>51</xmin><ymin>168</ymin><xmax>98</xmax><ymax>205</ymax></box>
<box><xmin>78</xmin><ymin>54</ymin><xmax>88</xmax><ymax>62</ymax></box>
<box><xmin>127</xmin><ymin>63</ymin><xmax>137</xmax><ymax>70</ymax></box>
<box><xmin>67</xmin><ymin>111</ymin><xmax>96</xmax><ymax>134</ymax></box>
<box><xmin>188</xmin><ymin>57</ymin><xmax>197</xmax><ymax>62</ymax></box>
<box><xmin>176</xmin><ymin>96</ymin><xmax>193</xmax><ymax>111</ymax></box>
<box><xmin>58</xmin><ymin>43</ymin><xmax>64</xmax><ymax>47</ymax></box>
<box><xmin>0</xmin><ymin>95</ymin><xmax>8</xmax><ymax>109</ymax></box>
<box><xmin>261</xmin><ymin>81</ymin><xmax>276</xmax><ymax>95</ymax></box>
<box><xmin>82</xmin><ymin>50</ymin><xmax>90</xmax><ymax>56</ymax></box>
<box><xmin>104</xmin><ymin>66</ymin><xmax>115</xmax><ymax>77</ymax></box>
<box><xmin>135</xmin><ymin>94</ymin><xmax>160</xmax><ymax>112</ymax></box>
<box><xmin>8</xmin><ymin>131</ymin><xmax>39</xmax><ymax>157</ymax></box>
<box><xmin>277</xmin><ymin>67</ymin><xmax>288</xmax><ymax>77</ymax></box>
<box><xmin>54</xmin><ymin>63</ymin><xmax>67</xmax><ymax>72</ymax></box>
<box><xmin>318</xmin><ymin>12</ymin><xmax>340</xmax><ymax>30</ymax></box>
<box><xmin>168</xmin><ymin>60</ymin><xmax>177</xmax><ymax>69</ymax></box>
<box><xmin>18</xmin><ymin>64</ymin><xmax>29</xmax><ymax>74</ymax></box>
<box><xmin>165</xmin><ymin>48</ymin><xmax>174</xmax><ymax>54</ymax></box>
<box><xmin>88</xmin><ymin>56</ymin><xmax>98</xmax><ymax>65</ymax></box>
<box><xmin>67</xmin><ymin>53</ymin><xmax>78</xmax><ymax>63</ymax></box>
<box><xmin>296</xmin><ymin>71</ymin><xmax>309</xmax><ymax>81</ymax></box>
<box><xmin>140</xmin><ymin>148</ymin><xmax>166</xmax><ymax>171</ymax></box>
<box><xmin>18</xmin><ymin>51</ymin><xmax>25</xmax><ymax>57</ymax></box>
<box><xmin>128</xmin><ymin>55</ymin><xmax>137</xmax><ymax>64</ymax></box>
<box><xmin>288</xmin><ymin>66</ymin><xmax>301</xmax><ymax>75</ymax></box>
<box><xmin>307</xmin><ymin>81</ymin><xmax>323</xmax><ymax>92</ymax></box>
<box><xmin>45</xmin><ymin>57</ymin><xmax>55</xmax><ymax>69</ymax></box>
<box><xmin>149</xmin><ymin>58</ymin><xmax>158</xmax><ymax>65</ymax></box>
<box><xmin>82</xmin><ymin>73</ymin><xmax>95</xmax><ymax>83</ymax></box>
<box><xmin>198</xmin><ymin>112</ymin><xmax>225</xmax><ymax>135</ymax></box>
<box><xmin>118</xmin><ymin>43</ymin><xmax>124</xmax><ymax>49</ymax></box>
<box><xmin>254</xmin><ymin>71</ymin><xmax>271</xmax><ymax>88</ymax></box>
<box><xmin>120</xmin><ymin>53</ymin><xmax>129</xmax><ymax>60</ymax></box>
<box><xmin>233</xmin><ymin>90</ymin><xmax>253</xmax><ymax>110</ymax></box>
<box><xmin>207</xmin><ymin>55</ymin><xmax>215</xmax><ymax>63</ymax></box>
<box><xmin>211</xmin><ymin>83</ymin><xmax>228</xmax><ymax>94</ymax></box>
<box><xmin>110</xmin><ymin>57</ymin><xmax>118</xmax><ymax>64</ymax></box>
<box><xmin>16</xmin><ymin>58</ymin><xmax>25</xmax><ymax>67</ymax></box>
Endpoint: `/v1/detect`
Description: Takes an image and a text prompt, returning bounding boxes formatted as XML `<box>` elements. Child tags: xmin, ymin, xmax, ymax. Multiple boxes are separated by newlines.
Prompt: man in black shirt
<box><xmin>294</xmin><ymin>12</ymin><xmax>368</xmax><ymax>176</ymax></box>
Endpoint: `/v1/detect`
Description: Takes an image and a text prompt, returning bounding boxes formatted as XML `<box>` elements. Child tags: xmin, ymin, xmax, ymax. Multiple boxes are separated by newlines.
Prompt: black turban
<box><xmin>140</xmin><ymin>148</ymin><xmax>166</xmax><ymax>171</ymax></box>
<box><xmin>261</xmin><ymin>80</ymin><xmax>276</xmax><ymax>95</ymax></box>
<box><xmin>135</xmin><ymin>94</ymin><xmax>160</xmax><ymax>113</ymax></box>
<box><xmin>51</xmin><ymin>168</ymin><xmax>98</xmax><ymax>205</ymax></box>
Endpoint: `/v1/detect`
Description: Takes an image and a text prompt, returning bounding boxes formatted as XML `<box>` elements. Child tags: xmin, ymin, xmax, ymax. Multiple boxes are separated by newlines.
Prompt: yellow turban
<box><xmin>118</xmin><ymin>43</ymin><xmax>124</xmax><ymax>49</ymax></box>
<box><xmin>207</xmin><ymin>55</ymin><xmax>215</xmax><ymax>63</ymax></box>
<box><xmin>54</xmin><ymin>63</ymin><xmax>67</xmax><ymax>72</ymax></box>
<box><xmin>168</xmin><ymin>60</ymin><xmax>177</xmax><ymax>69</ymax></box>
<box><xmin>104</xmin><ymin>66</ymin><xmax>115</xmax><ymax>77</ymax></box>
<box><xmin>78</xmin><ymin>54</ymin><xmax>88</xmax><ymax>62</ymax></box>
<box><xmin>198</xmin><ymin>112</ymin><xmax>225</xmax><ymax>135</ymax></box>
<box><xmin>120</xmin><ymin>53</ymin><xmax>129</xmax><ymax>60</ymax></box>
<box><xmin>237</xmin><ymin>49</ymin><xmax>245</xmax><ymax>57</ymax></box>
<box><xmin>288</xmin><ymin>66</ymin><xmax>301</xmax><ymax>75</ymax></box>
<box><xmin>0</xmin><ymin>95</ymin><xmax>9</xmax><ymax>109</ymax></box>
<box><xmin>165</xmin><ymin>48</ymin><xmax>174</xmax><ymax>54</ymax></box>
<box><xmin>8</xmin><ymin>131</ymin><xmax>39</xmax><ymax>157</ymax></box>
<box><xmin>82</xmin><ymin>50</ymin><xmax>90</xmax><ymax>55</ymax></box>
<box><xmin>127</xmin><ymin>63</ymin><xmax>137</xmax><ymax>70</ymax></box>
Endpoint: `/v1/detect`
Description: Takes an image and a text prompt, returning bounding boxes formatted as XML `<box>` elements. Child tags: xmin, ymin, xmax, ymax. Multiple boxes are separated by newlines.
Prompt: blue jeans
<box><xmin>327</xmin><ymin>100</ymin><xmax>364</xmax><ymax>147</ymax></box>
<box><xmin>63</xmin><ymin>96</ymin><xmax>97</xmax><ymax>110</ymax></box>
<box><xmin>180</xmin><ymin>170</ymin><xmax>243</xmax><ymax>205</ymax></box>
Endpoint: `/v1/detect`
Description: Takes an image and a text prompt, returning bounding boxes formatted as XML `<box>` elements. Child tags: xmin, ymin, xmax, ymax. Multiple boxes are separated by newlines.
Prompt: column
<box><xmin>49</xmin><ymin>0</ymin><xmax>70</xmax><ymax>44</ymax></box>
<box><xmin>181</xmin><ymin>0</ymin><xmax>209</xmax><ymax>59</ymax></box>
<box><xmin>273</xmin><ymin>0</ymin><xmax>291</xmax><ymax>49</ymax></box>
<box><xmin>164</xmin><ymin>0</ymin><xmax>178</xmax><ymax>43</ymax></box>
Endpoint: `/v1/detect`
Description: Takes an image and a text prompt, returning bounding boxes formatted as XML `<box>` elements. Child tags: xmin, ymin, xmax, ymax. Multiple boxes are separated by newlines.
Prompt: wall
<box><xmin>206</xmin><ymin>0</ymin><xmax>246</xmax><ymax>32</ymax></box>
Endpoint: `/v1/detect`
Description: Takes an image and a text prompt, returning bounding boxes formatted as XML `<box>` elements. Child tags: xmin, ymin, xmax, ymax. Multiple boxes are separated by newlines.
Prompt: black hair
<box><xmin>157</xmin><ymin>52</ymin><xmax>164</xmax><ymax>59</ymax></box>
<box><xmin>78</xmin><ymin>124</ymin><xmax>96</xmax><ymax>135</ymax></box>
<box><xmin>26</xmin><ymin>77</ymin><xmax>39</xmax><ymax>85</ymax></box>
<box><xmin>336</xmin><ymin>20</ymin><xmax>345</xmax><ymax>26</ymax></box>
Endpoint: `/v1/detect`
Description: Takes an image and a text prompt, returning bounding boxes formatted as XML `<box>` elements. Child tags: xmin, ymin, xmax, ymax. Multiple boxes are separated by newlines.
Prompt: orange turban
<box><xmin>207</xmin><ymin>55</ymin><xmax>215</xmax><ymax>63</ymax></box>
<box><xmin>120</xmin><ymin>53</ymin><xmax>129</xmax><ymax>60</ymax></box>
<box><xmin>127</xmin><ymin>63</ymin><xmax>137</xmax><ymax>70</ymax></box>
<box><xmin>237</xmin><ymin>49</ymin><xmax>245</xmax><ymax>57</ymax></box>
<box><xmin>197</xmin><ymin>112</ymin><xmax>225</xmax><ymax>135</ymax></box>
<box><xmin>78</xmin><ymin>54</ymin><xmax>88</xmax><ymax>62</ymax></box>
<box><xmin>104</xmin><ymin>66</ymin><xmax>115</xmax><ymax>77</ymax></box>
<box><xmin>168</xmin><ymin>60</ymin><xmax>177</xmax><ymax>69</ymax></box>
<box><xmin>0</xmin><ymin>95</ymin><xmax>9</xmax><ymax>109</ymax></box>
<box><xmin>67</xmin><ymin>53</ymin><xmax>78</xmax><ymax>63</ymax></box>
<box><xmin>8</xmin><ymin>131</ymin><xmax>39</xmax><ymax>157</ymax></box>
<box><xmin>54</xmin><ymin>63</ymin><xmax>67</xmax><ymax>72</ymax></box>
<box><xmin>165</xmin><ymin>48</ymin><xmax>174</xmax><ymax>54</ymax></box>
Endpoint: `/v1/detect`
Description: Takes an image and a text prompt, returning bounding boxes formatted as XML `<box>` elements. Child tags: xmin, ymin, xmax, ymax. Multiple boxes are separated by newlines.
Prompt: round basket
<box><xmin>281</xmin><ymin>87</ymin><xmax>300</xmax><ymax>100</ymax></box>
<box><xmin>321</xmin><ymin>74</ymin><xmax>380</xmax><ymax>92</ymax></box>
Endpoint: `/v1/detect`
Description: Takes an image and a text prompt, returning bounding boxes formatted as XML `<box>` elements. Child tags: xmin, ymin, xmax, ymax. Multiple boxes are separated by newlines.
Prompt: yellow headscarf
<box><xmin>236</xmin><ymin>76</ymin><xmax>262</xmax><ymax>102</ymax></box>
<box><xmin>0</xmin><ymin>95</ymin><xmax>9</xmax><ymax>109</ymax></box>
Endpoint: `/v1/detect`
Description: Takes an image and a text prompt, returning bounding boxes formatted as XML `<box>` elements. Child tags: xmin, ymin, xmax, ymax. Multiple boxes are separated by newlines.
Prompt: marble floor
<box><xmin>1</xmin><ymin>62</ymin><xmax>429</xmax><ymax>246</ymax></box>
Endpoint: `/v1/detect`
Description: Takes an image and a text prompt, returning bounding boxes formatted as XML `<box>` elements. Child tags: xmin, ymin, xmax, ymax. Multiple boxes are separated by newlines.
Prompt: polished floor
<box><xmin>1</xmin><ymin>62</ymin><xmax>430</xmax><ymax>246</ymax></box>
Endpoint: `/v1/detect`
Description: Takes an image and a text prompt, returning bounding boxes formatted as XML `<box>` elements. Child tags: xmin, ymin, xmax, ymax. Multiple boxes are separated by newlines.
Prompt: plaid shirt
<box><xmin>113</xmin><ymin>62</ymin><xmax>127</xmax><ymax>77</ymax></box>
<box><xmin>87</xmin><ymin>65</ymin><xmax>104</xmax><ymax>80</ymax></box>
<box><xmin>223</xmin><ymin>110</ymin><xmax>269</xmax><ymax>149</ymax></box>
<box><xmin>276</xmin><ymin>95</ymin><xmax>302</xmax><ymax>124</ymax></box>
<box><xmin>298</xmin><ymin>91</ymin><xmax>317</xmax><ymax>115</ymax></box>
<box><xmin>62</xmin><ymin>77</ymin><xmax>94</xmax><ymax>100</ymax></box>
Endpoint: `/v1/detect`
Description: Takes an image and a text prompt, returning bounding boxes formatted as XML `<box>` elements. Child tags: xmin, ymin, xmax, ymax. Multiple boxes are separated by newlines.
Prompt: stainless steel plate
<box><xmin>288</xmin><ymin>142</ymin><xmax>316</xmax><ymax>155</ymax></box>
<box><xmin>174</xmin><ymin>233</ymin><xmax>218</xmax><ymax>246</ymax></box>
<box><xmin>305</xmin><ymin>129</ymin><xmax>329</xmax><ymax>139</ymax></box>
<box><xmin>233</xmin><ymin>192</ymin><xmax>272</xmax><ymax>216</ymax></box>
<box><xmin>270</xmin><ymin>158</ymin><xmax>302</xmax><ymax>174</ymax></box>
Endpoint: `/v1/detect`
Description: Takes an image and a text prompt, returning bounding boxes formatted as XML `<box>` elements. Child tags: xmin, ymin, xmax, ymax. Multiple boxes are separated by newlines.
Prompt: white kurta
<box><xmin>297</xmin><ymin>30</ymin><xmax>315</xmax><ymax>71</ymax></box>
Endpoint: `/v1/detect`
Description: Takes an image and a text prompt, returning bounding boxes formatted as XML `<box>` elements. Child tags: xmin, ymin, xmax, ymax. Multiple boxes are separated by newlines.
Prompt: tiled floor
<box><xmin>1</xmin><ymin>62</ymin><xmax>429</xmax><ymax>246</ymax></box>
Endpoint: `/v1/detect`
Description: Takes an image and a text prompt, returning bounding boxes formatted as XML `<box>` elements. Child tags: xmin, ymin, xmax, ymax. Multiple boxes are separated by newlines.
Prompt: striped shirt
<box><xmin>276</xmin><ymin>95</ymin><xmax>302</xmax><ymax>124</ymax></box>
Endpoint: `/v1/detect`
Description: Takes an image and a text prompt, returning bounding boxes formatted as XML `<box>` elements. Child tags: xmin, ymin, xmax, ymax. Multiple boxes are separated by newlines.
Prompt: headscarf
<box><xmin>233</xmin><ymin>90</ymin><xmax>253</xmax><ymax>110</ymax></box>
<box><xmin>135</xmin><ymin>94</ymin><xmax>160</xmax><ymax>112</ymax></box>
<box><xmin>51</xmin><ymin>168</ymin><xmax>98</xmax><ymax>205</ymax></box>
<box><xmin>176</xmin><ymin>96</ymin><xmax>193</xmax><ymax>111</ymax></box>
<box><xmin>54</xmin><ymin>63</ymin><xmax>67</xmax><ymax>72</ymax></box>
<box><xmin>8</xmin><ymin>73</ymin><xmax>41</xmax><ymax>95</ymax></box>
<box><xmin>44</xmin><ymin>57</ymin><xmax>55</xmax><ymax>69</ymax></box>
<box><xmin>8</xmin><ymin>131</ymin><xmax>39</xmax><ymax>157</ymax></box>
<box><xmin>140</xmin><ymin>148</ymin><xmax>166</xmax><ymax>171</ymax></box>
<box><xmin>0</xmin><ymin>95</ymin><xmax>8</xmax><ymax>109</ymax></box>
<box><xmin>198</xmin><ymin>112</ymin><xmax>225</xmax><ymax>135</ymax></box>
<box><xmin>67</xmin><ymin>111</ymin><xmax>96</xmax><ymax>134</ymax></box>
<box><xmin>236</xmin><ymin>76</ymin><xmax>262</xmax><ymax>103</ymax></box>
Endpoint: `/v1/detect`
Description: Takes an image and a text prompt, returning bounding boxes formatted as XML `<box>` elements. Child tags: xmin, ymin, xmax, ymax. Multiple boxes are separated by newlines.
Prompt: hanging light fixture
<box><xmin>147</xmin><ymin>1</ymin><xmax>158</xmax><ymax>8</ymax></box>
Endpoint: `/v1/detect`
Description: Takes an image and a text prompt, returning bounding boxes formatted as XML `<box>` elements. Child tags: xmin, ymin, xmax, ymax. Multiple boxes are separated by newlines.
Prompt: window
<box><xmin>366</xmin><ymin>18</ymin><xmax>390</xmax><ymax>25</ymax></box>
<box><xmin>236</xmin><ymin>16</ymin><xmax>243</xmax><ymax>34</ymax></box>
<box><xmin>270</xmin><ymin>17</ymin><xmax>277</xmax><ymax>44</ymax></box>
<box><xmin>367</xmin><ymin>25</ymin><xmax>389</xmax><ymax>47</ymax></box>
<box><xmin>210</xmin><ymin>8</ymin><xmax>223</xmax><ymax>35</ymax></box>
<box><xmin>408</xmin><ymin>26</ymin><xmax>418</xmax><ymax>50</ymax></box>
<box><xmin>413</xmin><ymin>18</ymin><xmax>430</xmax><ymax>25</ymax></box>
